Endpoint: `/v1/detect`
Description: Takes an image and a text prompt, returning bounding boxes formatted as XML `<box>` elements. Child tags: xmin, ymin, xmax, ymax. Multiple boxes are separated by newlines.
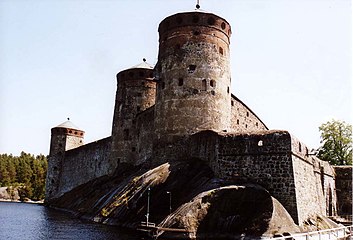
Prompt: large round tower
<box><xmin>154</xmin><ymin>10</ymin><xmax>232</xmax><ymax>142</ymax></box>
<box><xmin>111</xmin><ymin>60</ymin><xmax>156</xmax><ymax>164</ymax></box>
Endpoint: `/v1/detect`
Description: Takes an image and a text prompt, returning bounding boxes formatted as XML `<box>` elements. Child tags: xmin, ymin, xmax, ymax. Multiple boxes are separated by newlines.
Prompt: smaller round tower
<box><xmin>49</xmin><ymin>120</ymin><xmax>85</xmax><ymax>155</ymax></box>
<box><xmin>46</xmin><ymin>120</ymin><xmax>84</xmax><ymax>202</ymax></box>
<box><xmin>111</xmin><ymin>60</ymin><xmax>156</xmax><ymax>165</ymax></box>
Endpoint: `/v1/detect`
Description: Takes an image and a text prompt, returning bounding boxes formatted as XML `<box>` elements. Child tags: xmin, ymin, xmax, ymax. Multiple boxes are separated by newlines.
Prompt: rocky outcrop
<box><xmin>0</xmin><ymin>187</ymin><xmax>19</xmax><ymax>201</ymax></box>
<box><xmin>46</xmin><ymin>160</ymin><xmax>339</xmax><ymax>239</ymax></box>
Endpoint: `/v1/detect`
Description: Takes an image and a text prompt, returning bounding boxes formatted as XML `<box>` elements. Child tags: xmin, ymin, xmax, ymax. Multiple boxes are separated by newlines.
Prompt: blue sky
<box><xmin>0</xmin><ymin>0</ymin><xmax>351</xmax><ymax>155</ymax></box>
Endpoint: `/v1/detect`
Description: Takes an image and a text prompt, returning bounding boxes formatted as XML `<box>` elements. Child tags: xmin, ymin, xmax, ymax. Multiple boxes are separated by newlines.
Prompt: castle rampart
<box><xmin>46</xmin><ymin>137</ymin><xmax>112</xmax><ymax>201</ymax></box>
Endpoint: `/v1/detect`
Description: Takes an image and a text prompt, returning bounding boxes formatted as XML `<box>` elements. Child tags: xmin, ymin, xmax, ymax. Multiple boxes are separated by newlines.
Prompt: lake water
<box><xmin>0</xmin><ymin>201</ymin><xmax>140</xmax><ymax>240</ymax></box>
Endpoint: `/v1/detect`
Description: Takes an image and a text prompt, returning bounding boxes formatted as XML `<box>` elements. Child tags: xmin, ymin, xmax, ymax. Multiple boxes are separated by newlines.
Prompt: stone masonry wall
<box><xmin>215</xmin><ymin>131</ymin><xmax>299</xmax><ymax>222</ymax></box>
<box><xmin>136</xmin><ymin>106</ymin><xmax>155</xmax><ymax>165</ymax></box>
<box><xmin>290</xmin><ymin>135</ymin><xmax>336</xmax><ymax>223</ymax></box>
<box><xmin>56</xmin><ymin>137</ymin><xmax>113</xmax><ymax>199</ymax></box>
<box><xmin>230</xmin><ymin>94</ymin><xmax>267</xmax><ymax>132</ymax></box>
<box><xmin>334</xmin><ymin>166</ymin><xmax>352</xmax><ymax>216</ymax></box>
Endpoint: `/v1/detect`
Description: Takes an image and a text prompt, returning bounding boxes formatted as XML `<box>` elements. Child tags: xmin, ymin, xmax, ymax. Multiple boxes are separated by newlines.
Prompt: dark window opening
<box><xmin>79</xmin><ymin>140</ymin><xmax>82</xmax><ymax>143</ymax></box>
<box><xmin>123</xmin><ymin>129</ymin><xmax>129</xmax><ymax>140</ymax></box>
<box><xmin>192</xmin><ymin>15</ymin><xmax>199</xmax><ymax>23</ymax></box>
<box><xmin>299</xmin><ymin>143</ymin><xmax>302</xmax><ymax>152</ymax></box>
<box><xmin>202</xmin><ymin>79</ymin><xmax>207</xmax><ymax>91</ymax></box>
<box><xmin>231</xmin><ymin>101</ymin><xmax>234</xmax><ymax>106</ymax></box>
<box><xmin>178</xmin><ymin>78</ymin><xmax>184</xmax><ymax>86</ymax></box>
<box><xmin>227</xmin><ymin>86</ymin><xmax>230</xmax><ymax>93</ymax></box>
<box><xmin>237</xmin><ymin>119</ymin><xmax>239</xmax><ymax>125</ymax></box>
<box><xmin>207</xmin><ymin>17</ymin><xmax>215</xmax><ymax>25</ymax></box>
<box><xmin>221</xmin><ymin>22</ymin><xmax>226</xmax><ymax>30</ymax></box>
<box><xmin>74</xmin><ymin>131</ymin><xmax>77</xmax><ymax>134</ymax></box>
<box><xmin>176</xmin><ymin>16</ymin><xmax>183</xmax><ymax>24</ymax></box>
<box><xmin>246</xmin><ymin>112</ymin><xmax>249</xmax><ymax>117</ymax></box>
<box><xmin>245</xmin><ymin>124</ymin><xmax>248</xmax><ymax>128</ymax></box>
<box><xmin>219</xmin><ymin>47</ymin><xmax>223</xmax><ymax>55</ymax></box>
<box><xmin>193</xmin><ymin>89</ymin><xmax>199</xmax><ymax>94</ymax></box>
<box><xmin>188</xmin><ymin>65</ymin><xmax>196</xmax><ymax>73</ymax></box>
<box><xmin>211</xmin><ymin>90</ymin><xmax>215</xmax><ymax>95</ymax></box>
<box><xmin>256</xmin><ymin>122</ymin><xmax>258</xmax><ymax>127</ymax></box>
<box><xmin>210</xmin><ymin>80</ymin><xmax>215</xmax><ymax>87</ymax></box>
<box><xmin>69</xmin><ymin>130</ymin><xmax>72</xmax><ymax>133</ymax></box>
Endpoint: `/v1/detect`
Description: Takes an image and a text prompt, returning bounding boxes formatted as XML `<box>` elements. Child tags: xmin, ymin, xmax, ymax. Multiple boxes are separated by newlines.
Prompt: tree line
<box><xmin>0</xmin><ymin>152</ymin><xmax>47</xmax><ymax>201</ymax></box>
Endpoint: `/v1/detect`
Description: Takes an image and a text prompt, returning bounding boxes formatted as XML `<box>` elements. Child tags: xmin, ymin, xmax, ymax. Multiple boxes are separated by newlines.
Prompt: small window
<box><xmin>178</xmin><ymin>78</ymin><xmax>184</xmax><ymax>86</ymax></box>
<box><xmin>176</xmin><ymin>16</ymin><xmax>183</xmax><ymax>24</ymax></box>
<box><xmin>192</xmin><ymin>15</ymin><xmax>199</xmax><ymax>23</ymax></box>
<box><xmin>211</xmin><ymin>90</ymin><xmax>215</xmax><ymax>95</ymax></box>
<box><xmin>207</xmin><ymin>17</ymin><xmax>215</xmax><ymax>25</ymax></box>
<box><xmin>123</xmin><ymin>129</ymin><xmax>129</xmax><ymax>140</ymax></box>
<box><xmin>210</xmin><ymin>80</ymin><xmax>216</xmax><ymax>87</ymax></box>
<box><xmin>246</xmin><ymin>112</ymin><xmax>249</xmax><ymax>117</ymax></box>
<box><xmin>231</xmin><ymin>101</ymin><xmax>234</xmax><ymax>106</ymax></box>
<box><xmin>219</xmin><ymin>47</ymin><xmax>223</xmax><ymax>55</ymax></box>
<box><xmin>256</xmin><ymin>122</ymin><xmax>258</xmax><ymax>127</ymax></box>
<box><xmin>202</xmin><ymin>79</ymin><xmax>207</xmax><ymax>91</ymax></box>
<box><xmin>227</xmin><ymin>86</ymin><xmax>230</xmax><ymax>93</ymax></box>
<box><xmin>221</xmin><ymin>22</ymin><xmax>226</xmax><ymax>30</ymax></box>
<box><xmin>299</xmin><ymin>143</ymin><xmax>302</xmax><ymax>152</ymax></box>
<box><xmin>245</xmin><ymin>124</ymin><xmax>248</xmax><ymax>128</ymax></box>
<box><xmin>188</xmin><ymin>65</ymin><xmax>196</xmax><ymax>73</ymax></box>
<box><xmin>237</xmin><ymin>119</ymin><xmax>239</xmax><ymax>125</ymax></box>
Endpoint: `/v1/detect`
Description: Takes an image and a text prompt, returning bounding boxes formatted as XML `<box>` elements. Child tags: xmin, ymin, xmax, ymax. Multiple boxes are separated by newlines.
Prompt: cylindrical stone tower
<box><xmin>46</xmin><ymin>120</ymin><xmax>84</xmax><ymax>202</ymax></box>
<box><xmin>154</xmin><ymin>11</ymin><xmax>232</xmax><ymax>142</ymax></box>
<box><xmin>111</xmin><ymin>60</ymin><xmax>156</xmax><ymax>164</ymax></box>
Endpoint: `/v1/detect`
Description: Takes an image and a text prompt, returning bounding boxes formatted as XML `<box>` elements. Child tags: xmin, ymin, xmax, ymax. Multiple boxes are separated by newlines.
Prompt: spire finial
<box><xmin>143</xmin><ymin>58</ymin><xmax>146</xmax><ymax>62</ymax></box>
<box><xmin>196</xmin><ymin>0</ymin><xmax>200</xmax><ymax>9</ymax></box>
<box><xmin>67</xmin><ymin>117</ymin><xmax>70</xmax><ymax>121</ymax></box>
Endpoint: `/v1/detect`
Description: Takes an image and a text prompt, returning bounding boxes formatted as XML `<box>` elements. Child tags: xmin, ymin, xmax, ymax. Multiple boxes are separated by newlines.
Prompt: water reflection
<box><xmin>0</xmin><ymin>202</ymin><xmax>138</xmax><ymax>240</ymax></box>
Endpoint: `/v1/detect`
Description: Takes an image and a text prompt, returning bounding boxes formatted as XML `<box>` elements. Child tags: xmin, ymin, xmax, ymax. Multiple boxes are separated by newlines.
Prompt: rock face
<box><xmin>0</xmin><ymin>187</ymin><xmax>19</xmax><ymax>201</ymax></box>
<box><xmin>47</xmin><ymin>161</ymin><xmax>304</xmax><ymax>239</ymax></box>
<box><xmin>157</xmin><ymin>185</ymin><xmax>300</xmax><ymax>239</ymax></box>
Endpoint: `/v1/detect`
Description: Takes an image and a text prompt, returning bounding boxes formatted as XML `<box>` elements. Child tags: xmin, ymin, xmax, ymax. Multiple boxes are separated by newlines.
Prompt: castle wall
<box><xmin>334</xmin><ymin>166</ymin><xmax>352</xmax><ymax>216</ymax></box>
<box><xmin>136</xmin><ymin>106</ymin><xmax>155</xmax><ymax>165</ymax></box>
<box><xmin>214</xmin><ymin>131</ymin><xmax>299</xmax><ymax>222</ymax></box>
<box><xmin>290</xmin><ymin>136</ymin><xmax>336</xmax><ymax>223</ymax></box>
<box><xmin>230</xmin><ymin>94</ymin><xmax>267</xmax><ymax>132</ymax></box>
<box><xmin>55</xmin><ymin>137</ymin><xmax>113</xmax><ymax>199</ymax></box>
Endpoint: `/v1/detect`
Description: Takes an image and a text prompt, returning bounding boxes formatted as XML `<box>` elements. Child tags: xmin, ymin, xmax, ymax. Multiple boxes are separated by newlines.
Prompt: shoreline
<box><xmin>0</xmin><ymin>198</ymin><xmax>44</xmax><ymax>204</ymax></box>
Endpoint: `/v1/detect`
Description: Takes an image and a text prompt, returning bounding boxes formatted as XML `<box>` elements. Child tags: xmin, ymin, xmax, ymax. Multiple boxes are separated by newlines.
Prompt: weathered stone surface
<box><xmin>334</xmin><ymin>166</ymin><xmax>352</xmax><ymax>216</ymax></box>
<box><xmin>157</xmin><ymin>185</ymin><xmax>300</xmax><ymax>239</ymax></box>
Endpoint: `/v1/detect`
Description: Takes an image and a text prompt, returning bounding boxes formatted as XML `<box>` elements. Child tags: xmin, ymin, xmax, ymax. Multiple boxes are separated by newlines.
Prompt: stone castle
<box><xmin>45</xmin><ymin>8</ymin><xmax>351</xmax><ymax>228</ymax></box>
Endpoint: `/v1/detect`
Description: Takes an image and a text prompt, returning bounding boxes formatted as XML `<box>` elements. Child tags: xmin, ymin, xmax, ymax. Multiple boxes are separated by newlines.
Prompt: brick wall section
<box><xmin>334</xmin><ymin>166</ymin><xmax>352</xmax><ymax>216</ymax></box>
<box><xmin>55</xmin><ymin>137</ymin><xmax>113</xmax><ymax>199</ymax></box>
<box><xmin>230</xmin><ymin>94</ymin><xmax>268</xmax><ymax>132</ymax></box>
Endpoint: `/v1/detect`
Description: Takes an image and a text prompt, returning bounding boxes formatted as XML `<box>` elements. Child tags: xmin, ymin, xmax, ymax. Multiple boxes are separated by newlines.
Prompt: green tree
<box><xmin>317</xmin><ymin>119</ymin><xmax>352</xmax><ymax>165</ymax></box>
